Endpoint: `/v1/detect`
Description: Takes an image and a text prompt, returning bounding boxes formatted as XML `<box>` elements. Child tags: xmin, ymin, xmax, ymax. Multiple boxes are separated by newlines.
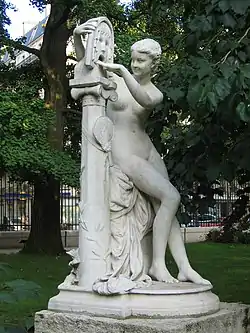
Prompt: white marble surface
<box><xmin>69</xmin><ymin>17</ymin><xmax>116</xmax><ymax>291</ymax></box>
<box><xmin>48</xmin><ymin>281</ymin><xmax>219</xmax><ymax>318</ymax></box>
<box><xmin>70</xmin><ymin>18</ymin><xmax>211</xmax><ymax>293</ymax></box>
<box><xmin>50</xmin><ymin>16</ymin><xmax>213</xmax><ymax>309</ymax></box>
<box><xmin>130</xmin><ymin>281</ymin><xmax>213</xmax><ymax>294</ymax></box>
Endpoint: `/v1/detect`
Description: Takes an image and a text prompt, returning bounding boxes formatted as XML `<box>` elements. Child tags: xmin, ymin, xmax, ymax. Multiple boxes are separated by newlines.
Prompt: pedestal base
<box><xmin>35</xmin><ymin>303</ymin><xmax>250</xmax><ymax>333</ymax></box>
<box><xmin>48</xmin><ymin>282</ymin><xmax>219</xmax><ymax>318</ymax></box>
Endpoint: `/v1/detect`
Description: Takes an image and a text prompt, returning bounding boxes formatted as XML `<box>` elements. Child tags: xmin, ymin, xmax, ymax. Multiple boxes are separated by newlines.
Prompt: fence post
<box><xmin>64</xmin><ymin>230</ymin><xmax>67</xmax><ymax>248</ymax></box>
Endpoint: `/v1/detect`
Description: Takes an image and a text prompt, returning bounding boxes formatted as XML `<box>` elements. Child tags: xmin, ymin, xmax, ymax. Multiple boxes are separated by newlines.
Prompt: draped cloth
<box><xmin>93</xmin><ymin>165</ymin><xmax>154</xmax><ymax>294</ymax></box>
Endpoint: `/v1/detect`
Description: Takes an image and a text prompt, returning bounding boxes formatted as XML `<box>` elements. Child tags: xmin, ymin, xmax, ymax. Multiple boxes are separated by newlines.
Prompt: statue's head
<box><xmin>130</xmin><ymin>39</ymin><xmax>162</xmax><ymax>77</ymax></box>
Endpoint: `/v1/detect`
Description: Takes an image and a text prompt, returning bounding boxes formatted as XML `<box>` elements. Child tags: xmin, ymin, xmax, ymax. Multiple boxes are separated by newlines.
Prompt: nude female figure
<box><xmin>73</xmin><ymin>21</ymin><xmax>211</xmax><ymax>285</ymax></box>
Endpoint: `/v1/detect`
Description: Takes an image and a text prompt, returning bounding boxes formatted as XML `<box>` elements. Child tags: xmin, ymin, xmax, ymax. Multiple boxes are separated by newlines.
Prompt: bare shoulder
<box><xmin>148</xmin><ymin>83</ymin><xmax>163</xmax><ymax>105</ymax></box>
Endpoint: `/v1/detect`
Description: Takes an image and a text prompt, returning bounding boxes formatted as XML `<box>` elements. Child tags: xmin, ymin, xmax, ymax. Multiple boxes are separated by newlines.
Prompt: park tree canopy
<box><xmin>140</xmin><ymin>0</ymin><xmax>250</xmax><ymax>222</ymax></box>
<box><xmin>0</xmin><ymin>0</ymin><xmax>130</xmax><ymax>254</ymax></box>
<box><xmin>1</xmin><ymin>0</ymin><xmax>250</xmax><ymax>249</ymax></box>
<box><xmin>0</xmin><ymin>63</ymin><xmax>79</xmax><ymax>186</ymax></box>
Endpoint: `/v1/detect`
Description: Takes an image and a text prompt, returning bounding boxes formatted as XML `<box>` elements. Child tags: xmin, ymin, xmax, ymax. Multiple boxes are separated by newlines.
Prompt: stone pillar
<box><xmin>78</xmin><ymin>91</ymin><xmax>111</xmax><ymax>290</ymax></box>
<box><xmin>69</xmin><ymin>17</ymin><xmax>116</xmax><ymax>290</ymax></box>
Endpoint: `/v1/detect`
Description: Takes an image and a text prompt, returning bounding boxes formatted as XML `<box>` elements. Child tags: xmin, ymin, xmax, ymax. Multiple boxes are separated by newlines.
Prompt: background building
<box><xmin>2</xmin><ymin>16</ymin><xmax>48</xmax><ymax>67</ymax></box>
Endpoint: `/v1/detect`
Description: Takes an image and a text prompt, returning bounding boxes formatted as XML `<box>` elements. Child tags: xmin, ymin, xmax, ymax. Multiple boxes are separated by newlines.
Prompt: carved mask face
<box><xmin>131</xmin><ymin>50</ymin><xmax>153</xmax><ymax>78</ymax></box>
<box><xmin>94</xmin><ymin>22</ymin><xmax>112</xmax><ymax>63</ymax></box>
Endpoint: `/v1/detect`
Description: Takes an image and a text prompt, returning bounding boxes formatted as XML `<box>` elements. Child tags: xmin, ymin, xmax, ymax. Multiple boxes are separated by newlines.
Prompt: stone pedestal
<box><xmin>48</xmin><ymin>282</ymin><xmax>219</xmax><ymax>318</ymax></box>
<box><xmin>35</xmin><ymin>303</ymin><xmax>250</xmax><ymax>333</ymax></box>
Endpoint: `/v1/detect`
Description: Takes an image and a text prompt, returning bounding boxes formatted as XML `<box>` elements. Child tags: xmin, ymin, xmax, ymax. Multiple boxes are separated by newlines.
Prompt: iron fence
<box><xmin>180</xmin><ymin>180</ymin><xmax>250</xmax><ymax>227</ymax></box>
<box><xmin>0</xmin><ymin>177</ymin><xmax>33</xmax><ymax>231</ymax></box>
<box><xmin>0</xmin><ymin>176</ymin><xmax>80</xmax><ymax>231</ymax></box>
<box><xmin>0</xmin><ymin>175</ymin><xmax>249</xmax><ymax>231</ymax></box>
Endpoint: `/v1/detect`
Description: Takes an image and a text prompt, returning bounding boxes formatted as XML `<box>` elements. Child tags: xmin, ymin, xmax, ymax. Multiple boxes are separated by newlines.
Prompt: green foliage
<box><xmin>0</xmin><ymin>0</ymin><xmax>142</xmax><ymax>188</ymax></box>
<box><xmin>207</xmin><ymin>186</ymin><xmax>250</xmax><ymax>243</ymax></box>
<box><xmin>0</xmin><ymin>90</ymin><xmax>79</xmax><ymax>186</ymax></box>
<box><xmin>5</xmin><ymin>0</ymin><xmax>250</xmax><ymax>222</ymax></box>
<box><xmin>207</xmin><ymin>226</ymin><xmax>250</xmax><ymax>244</ymax></box>
<box><xmin>0</xmin><ymin>64</ymin><xmax>79</xmax><ymax>186</ymax></box>
<box><xmin>0</xmin><ymin>0</ymin><xmax>142</xmax><ymax>254</ymax></box>
<box><xmin>0</xmin><ymin>254</ymin><xmax>70</xmax><ymax>331</ymax></box>
<box><xmin>115</xmin><ymin>33</ymin><xmax>139</xmax><ymax>68</ymax></box>
<box><xmin>143</xmin><ymin>0</ymin><xmax>250</xmax><ymax>215</ymax></box>
<box><xmin>0</xmin><ymin>0</ymin><xmax>13</xmax><ymax>42</ymax></box>
<box><xmin>0</xmin><ymin>263</ymin><xmax>41</xmax><ymax>332</ymax></box>
<box><xmin>1</xmin><ymin>279</ymin><xmax>41</xmax><ymax>304</ymax></box>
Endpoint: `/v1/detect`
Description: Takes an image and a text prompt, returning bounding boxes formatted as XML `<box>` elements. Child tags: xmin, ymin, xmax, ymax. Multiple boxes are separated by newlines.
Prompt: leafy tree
<box><xmin>0</xmin><ymin>0</ymin><xmax>133</xmax><ymax>254</ymax></box>
<box><xmin>0</xmin><ymin>62</ymin><xmax>80</xmax><ymax>253</ymax></box>
<box><xmin>139</xmin><ymin>0</ymin><xmax>250</xmax><ymax>224</ymax></box>
<box><xmin>0</xmin><ymin>0</ymin><xmax>12</xmax><ymax>41</ymax></box>
<box><xmin>1</xmin><ymin>0</ymin><xmax>80</xmax><ymax>254</ymax></box>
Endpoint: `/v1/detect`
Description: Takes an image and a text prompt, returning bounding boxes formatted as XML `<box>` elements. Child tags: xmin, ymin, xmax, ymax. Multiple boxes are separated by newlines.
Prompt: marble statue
<box><xmin>53</xmin><ymin>14</ymin><xmax>210</xmax><ymax>294</ymax></box>
<box><xmin>46</xmin><ymin>17</ymin><xmax>220</xmax><ymax>320</ymax></box>
<box><xmin>68</xmin><ymin>17</ymin><xmax>211</xmax><ymax>294</ymax></box>
<box><xmin>97</xmin><ymin>43</ymin><xmax>212</xmax><ymax>287</ymax></box>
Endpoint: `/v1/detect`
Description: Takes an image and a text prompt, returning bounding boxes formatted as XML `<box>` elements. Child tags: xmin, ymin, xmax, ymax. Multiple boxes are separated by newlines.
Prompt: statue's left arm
<box><xmin>96</xmin><ymin>61</ymin><xmax>163</xmax><ymax>109</ymax></box>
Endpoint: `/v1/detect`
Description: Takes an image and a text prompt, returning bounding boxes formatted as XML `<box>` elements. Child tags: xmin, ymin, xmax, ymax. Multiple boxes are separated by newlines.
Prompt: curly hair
<box><xmin>131</xmin><ymin>39</ymin><xmax>162</xmax><ymax>63</ymax></box>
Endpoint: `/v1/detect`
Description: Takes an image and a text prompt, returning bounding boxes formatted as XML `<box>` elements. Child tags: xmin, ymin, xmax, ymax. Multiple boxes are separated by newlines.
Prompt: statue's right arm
<box><xmin>97</xmin><ymin>61</ymin><xmax>163</xmax><ymax>109</ymax></box>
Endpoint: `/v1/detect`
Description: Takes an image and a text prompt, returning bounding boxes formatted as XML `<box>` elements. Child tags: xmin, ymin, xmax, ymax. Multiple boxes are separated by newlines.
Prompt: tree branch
<box><xmin>10</xmin><ymin>40</ymin><xmax>41</xmax><ymax>58</ymax></box>
<box><xmin>215</xmin><ymin>26</ymin><xmax>250</xmax><ymax>66</ymax></box>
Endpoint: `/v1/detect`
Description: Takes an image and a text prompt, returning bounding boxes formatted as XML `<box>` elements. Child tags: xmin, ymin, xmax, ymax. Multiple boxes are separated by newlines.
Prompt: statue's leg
<box><xmin>168</xmin><ymin>218</ymin><xmax>211</xmax><ymax>285</ymax></box>
<box><xmin>148</xmin><ymin>146</ymin><xmax>211</xmax><ymax>285</ymax></box>
<box><xmin>120</xmin><ymin>154</ymin><xmax>180</xmax><ymax>283</ymax></box>
<box><xmin>151</xmin><ymin>198</ymin><xmax>210</xmax><ymax>285</ymax></box>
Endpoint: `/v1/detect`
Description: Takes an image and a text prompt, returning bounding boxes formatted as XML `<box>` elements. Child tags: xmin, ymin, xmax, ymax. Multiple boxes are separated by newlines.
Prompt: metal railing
<box><xmin>0</xmin><ymin>175</ymin><xmax>249</xmax><ymax>231</ymax></box>
<box><xmin>0</xmin><ymin>176</ymin><xmax>80</xmax><ymax>231</ymax></box>
<box><xmin>0</xmin><ymin>177</ymin><xmax>33</xmax><ymax>231</ymax></box>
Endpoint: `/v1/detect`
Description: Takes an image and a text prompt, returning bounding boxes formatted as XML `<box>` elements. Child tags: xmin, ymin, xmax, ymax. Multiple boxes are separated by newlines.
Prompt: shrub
<box><xmin>206</xmin><ymin>216</ymin><xmax>250</xmax><ymax>244</ymax></box>
<box><xmin>0</xmin><ymin>263</ymin><xmax>41</xmax><ymax>332</ymax></box>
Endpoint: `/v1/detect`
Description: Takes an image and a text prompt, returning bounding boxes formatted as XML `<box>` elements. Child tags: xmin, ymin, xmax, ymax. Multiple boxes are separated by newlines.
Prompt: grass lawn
<box><xmin>0</xmin><ymin>243</ymin><xmax>250</xmax><ymax>328</ymax></box>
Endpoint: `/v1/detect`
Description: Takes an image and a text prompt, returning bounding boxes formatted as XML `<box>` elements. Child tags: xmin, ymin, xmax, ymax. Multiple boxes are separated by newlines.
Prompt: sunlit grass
<box><xmin>0</xmin><ymin>243</ymin><xmax>250</xmax><ymax>328</ymax></box>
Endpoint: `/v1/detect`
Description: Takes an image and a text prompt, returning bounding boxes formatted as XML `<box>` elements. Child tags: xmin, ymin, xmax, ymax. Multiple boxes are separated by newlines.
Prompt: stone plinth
<box><xmin>48</xmin><ymin>282</ymin><xmax>219</xmax><ymax>318</ymax></box>
<box><xmin>35</xmin><ymin>303</ymin><xmax>250</xmax><ymax>333</ymax></box>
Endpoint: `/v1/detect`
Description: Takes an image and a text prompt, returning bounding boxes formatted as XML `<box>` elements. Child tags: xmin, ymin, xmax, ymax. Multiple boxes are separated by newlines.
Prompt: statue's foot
<box><xmin>178</xmin><ymin>266</ymin><xmax>211</xmax><ymax>285</ymax></box>
<box><xmin>149</xmin><ymin>263</ymin><xmax>178</xmax><ymax>283</ymax></box>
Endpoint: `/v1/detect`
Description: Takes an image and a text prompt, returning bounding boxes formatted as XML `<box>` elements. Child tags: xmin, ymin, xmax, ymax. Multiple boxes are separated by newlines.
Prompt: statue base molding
<box><xmin>35</xmin><ymin>303</ymin><xmax>250</xmax><ymax>333</ymax></box>
<box><xmin>48</xmin><ymin>282</ymin><xmax>220</xmax><ymax>318</ymax></box>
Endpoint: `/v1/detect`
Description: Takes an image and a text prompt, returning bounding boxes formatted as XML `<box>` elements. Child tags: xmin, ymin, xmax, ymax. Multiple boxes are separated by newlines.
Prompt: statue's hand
<box><xmin>96</xmin><ymin>61</ymin><xmax>125</xmax><ymax>76</ymax></box>
<box><xmin>73</xmin><ymin>21</ymin><xmax>97</xmax><ymax>36</ymax></box>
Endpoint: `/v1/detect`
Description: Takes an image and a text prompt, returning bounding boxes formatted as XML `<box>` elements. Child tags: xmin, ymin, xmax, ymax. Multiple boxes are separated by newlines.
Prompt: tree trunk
<box><xmin>23</xmin><ymin>2</ymin><xmax>72</xmax><ymax>254</ymax></box>
<box><xmin>23</xmin><ymin>177</ymin><xmax>65</xmax><ymax>255</ymax></box>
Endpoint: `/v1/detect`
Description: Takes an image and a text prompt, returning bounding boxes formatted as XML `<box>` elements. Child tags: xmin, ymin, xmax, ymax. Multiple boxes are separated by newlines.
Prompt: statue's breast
<box><xmin>108</xmin><ymin>75</ymin><xmax>130</xmax><ymax>111</ymax></box>
<box><xmin>108</xmin><ymin>75</ymin><xmax>149</xmax><ymax>119</ymax></box>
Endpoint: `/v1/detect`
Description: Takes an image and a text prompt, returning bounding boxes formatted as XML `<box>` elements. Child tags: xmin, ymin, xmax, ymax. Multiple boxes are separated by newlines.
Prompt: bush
<box><xmin>206</xmin><ymin>228</ymin><xmax>223</xmax><ymax>242</ymax></box>
<box><xmin>235</xmin><ymin>230</ymin><xmax>250</xmax><ymax>244</ymax></box>
<box><xmin>0</xmin><ymin>263</ymin><xmax>41</xmax><ymax>332</ymax></box>
<box><xmin>206</xmin><ymin>218</ymin><xmax>250</xmax><ymax>244</ymax></box>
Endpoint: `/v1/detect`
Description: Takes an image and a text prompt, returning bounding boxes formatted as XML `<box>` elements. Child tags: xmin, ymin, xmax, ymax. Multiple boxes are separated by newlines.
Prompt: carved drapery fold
<box><xmin>92</xmin><ymin>165</ymin><xmax>154</xmax><ymax>294</ymax></box>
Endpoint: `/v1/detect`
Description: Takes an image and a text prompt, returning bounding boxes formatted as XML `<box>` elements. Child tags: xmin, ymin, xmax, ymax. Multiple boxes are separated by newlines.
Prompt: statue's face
<box><xmin>131</xmin><ymin>50</ymin><xmax>153</xmax><ymax>78</ymax></box>
<box><xmin>94</xmin><ymin>22</ymin><xmax>112</xmax><ymax>63</ymax></box>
